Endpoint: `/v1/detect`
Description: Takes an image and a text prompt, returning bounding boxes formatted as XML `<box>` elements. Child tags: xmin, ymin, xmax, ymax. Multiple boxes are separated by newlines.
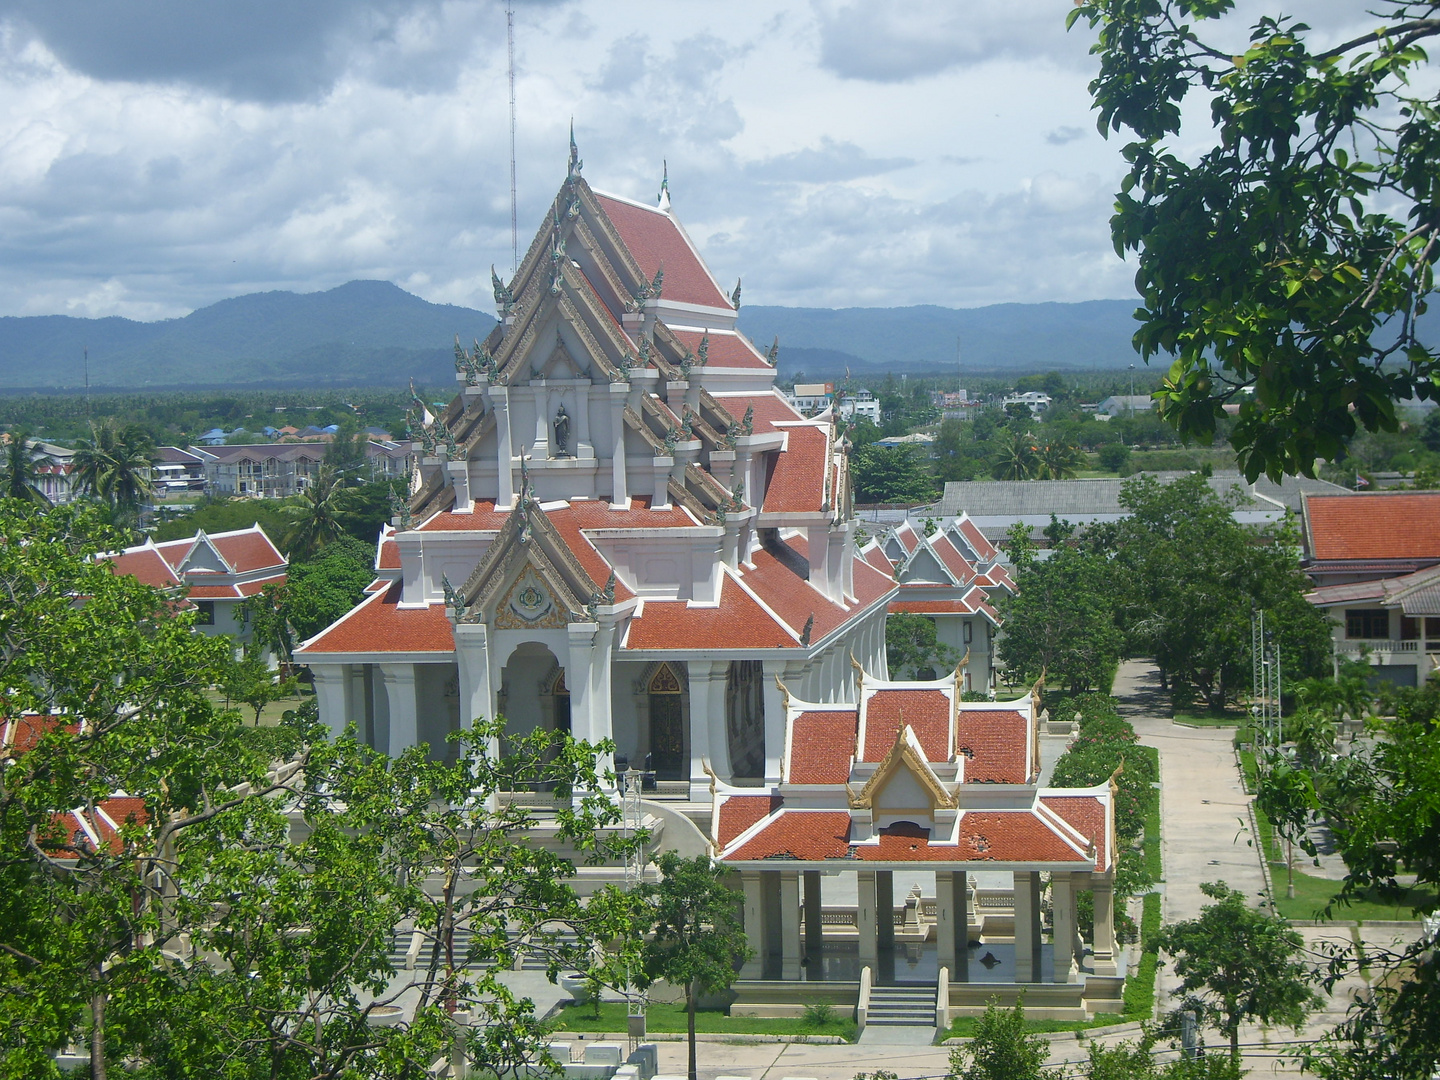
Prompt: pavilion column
<box><xmin>740</xmin><ymin>871</ymin><xmax>765</xmax><ymax>979</ymax></box>
<box><xmin>856</xmin><ymin>870</ymin><xmax>878</xmax><ymax>969</ymax></box>
<box><xmin>347</xmin><ymin>665</ymin><xmax>371</xmax><ymax>748</ymax></box>
<box><xmin>1013</xmin><ymin>871</ymin><xmax>1041</xmax><ymax>983</ymax></box>
<box><xmin>876</xmin><ymin>871</ymin><xmax>894</xmax><ymax>953</ymax></box>
<box><xmin>380</xmin><ymin>664</ymin><xmax>419</xmax><ymax>758</ymax></box>
<box><xmin>760</xmin><ymin>660</ymin><xmax>788</xmax><ymax>785</ymax></box>
<box><xmin>609</xmin><ymin>383</ymin><xmax>629</xmax><ymax>508</ymax></box>
<box><xmin>936</xmin><ymin>871</ymin><xmax>969</xmax><ymax>981</ymax></box>
<box><xmin>779</xmin><ymin>872</ymin><xmax>802</xmax><ymax>980</ymax></box>
<box><xmin>493</xmin><ymin>389</ymin><xmax>513</xmax><ymax>508</ymax></box>
<box><xmin>1091</xmin><ymin>877</ymin><xmax>1117</xmax><ymax>975</ymax></box>
<box><xmin>566</xmin><ymin>623</ymin><xmax>597</xmax><ymax>743</ymax></box>
<box><xmin>1050</xmin><ymin>873</ymin><xmax>1079</xmax><ymax>983</ymax></box>
<box><xmin>803</xmin><ymin>871</ymin><xmax>823</xmax><ymax>966</ymax></box>
<box><xmin>311</xmin><ymin>664</ymin><xmax>352</xmax><ymax>742</ymax></box>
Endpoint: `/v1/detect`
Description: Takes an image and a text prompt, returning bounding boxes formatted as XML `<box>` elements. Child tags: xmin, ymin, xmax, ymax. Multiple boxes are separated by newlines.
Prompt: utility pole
<box><xmin>83</xmin><ymin>345</ymin><xmax>90</xmax><ymax>420</ymax></box>
<box><xmin>506</xmin><ymin>0</ymin><xmax>519</xmax><ymax>275</ymax></box>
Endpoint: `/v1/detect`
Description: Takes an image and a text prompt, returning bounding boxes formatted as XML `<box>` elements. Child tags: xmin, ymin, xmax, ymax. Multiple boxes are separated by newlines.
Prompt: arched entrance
<box><xmin>647</xmin><ymin>663</ymin><xmax>684</xmax><ymax>779</ymax></box>
<box><xmin>498</xmin><ymin>642</ymin><xmax>567</xmax><ymax>747</ymax></box>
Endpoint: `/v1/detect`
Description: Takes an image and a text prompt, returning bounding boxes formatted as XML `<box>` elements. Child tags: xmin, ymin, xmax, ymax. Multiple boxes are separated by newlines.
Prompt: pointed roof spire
<box><xmin>658</xmin><ymin>159</ymin><xmax>671</xmax><ymax>211</ymax></box>
<box><xmin>567</xmin><ymin>120</ymin><xmax>582</xmax><ymax>180</ymax></box>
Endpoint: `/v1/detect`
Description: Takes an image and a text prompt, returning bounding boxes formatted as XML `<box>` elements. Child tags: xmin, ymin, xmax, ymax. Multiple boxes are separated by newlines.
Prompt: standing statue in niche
<box><xmin>553</xmin><ymin>406</ymin><xmax>571</xmax><ymax>457</ymax></box>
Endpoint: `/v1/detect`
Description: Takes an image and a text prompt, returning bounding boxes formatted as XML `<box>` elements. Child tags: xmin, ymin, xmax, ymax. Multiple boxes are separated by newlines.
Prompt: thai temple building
<box><xmin>296</xmin><ymin>145</ymin><xmax>1126</xmax><ymax>1018</ymax></box>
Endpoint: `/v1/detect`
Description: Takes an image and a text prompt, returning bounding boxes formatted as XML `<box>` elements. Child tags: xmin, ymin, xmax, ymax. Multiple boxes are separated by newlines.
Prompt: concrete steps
<box><xmin>865</xmin><ymin>985</ymin><xmax>936</xmax><ymax>1027</ymax></box>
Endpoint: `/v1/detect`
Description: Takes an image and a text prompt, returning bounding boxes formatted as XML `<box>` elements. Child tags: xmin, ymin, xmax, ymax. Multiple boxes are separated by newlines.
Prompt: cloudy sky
<box><xmin>0</xmin><ymin>0</ymin><xmax>1380</xmax><ymax>321</ymax></box>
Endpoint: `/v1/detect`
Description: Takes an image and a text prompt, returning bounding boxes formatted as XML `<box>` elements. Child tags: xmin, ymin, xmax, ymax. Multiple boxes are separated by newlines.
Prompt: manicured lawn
<box><xmin>1269</xmin><ymin>865</ymin><xmax>1436</xmax><ymax>923</ymax></box>
<box><xmin>207</xmin><ymin>685</ymin><xmax>311</xmax><ymax>727</ymax></box>
<box><xmin>549</xmin><ymin>1001</ymin><xmax>857</xmax><ymax>1042</ymax></box>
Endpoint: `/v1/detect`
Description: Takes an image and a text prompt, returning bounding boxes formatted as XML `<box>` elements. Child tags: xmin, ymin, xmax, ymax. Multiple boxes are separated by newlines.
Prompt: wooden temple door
<box><xmin>647</xmin><ymin>664</ymin><xmax>684</xmax><ymax>779</ymax></box>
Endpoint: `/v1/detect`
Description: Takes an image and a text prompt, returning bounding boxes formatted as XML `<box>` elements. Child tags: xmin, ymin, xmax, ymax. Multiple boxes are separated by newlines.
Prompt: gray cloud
<box><xmin>744</xmin><ymin>138</ymin><xmax>914</xmax><ymax>183</ymax></box>
<box><xmin>1046</xmin><ymin>125</ymin><xmax>1085</xmax><ymax>145</ymax></box>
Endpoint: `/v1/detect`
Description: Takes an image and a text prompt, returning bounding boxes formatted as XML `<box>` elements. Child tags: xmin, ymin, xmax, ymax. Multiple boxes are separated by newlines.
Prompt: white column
<box><xmin>454</xmin><ymin>622</ymin><xmax>493</xmax><ymax>731</ymax></box>
<box><xmin>567</xmin><ymin>622</ymin><xmax>597</xmax><ymax>743</ymax></box>
<box><xmin>533</xmin><ymin>382</ymin><xmax>550</xmax><ymax>457</ymax></box>
<box><xmin>706</xmin><ymin>660</ymin><xmax>733</xmax><ymax>784</ymax></box>
<box><xmin>447</xmin><ymin>458</ymin><xmax>472</xmax><ymax>513</ymax></box>
<box><xmin>760</xmin><ymin>660</ymin><xmax>787</xmax><ymax>785</ymax></box>
<box><xmin>380</xmin><ymin>664</ymin><xmax>419</xmax><ymax>757</ymax></box>
<box><xmin>740</xmin><ymin>871</ymin><xmax>765</xmax><ymax>979</ymax></box>
<box><xmin>575</xmin><ymin>381</ymin><xmax>593</xmax><ymax>458</ymax></box>
<box><xmin>876</xmin><ymin>870</ymin><xmax>894</xmax><ymax>952</ymax></box>
<box><xmin>590</xmin><ymin>622</ymin><xmax>615</xmax><ymax>779</ymax></box>
<box><xmin>779</xmin><ymin>872</ymin><xmax>802</xmax><ymax>980</ymax></box>
<box><xmin>936</xmin><ymin>870</ymin><xmax>958</xmax><ymax>979</ymax></box>
<box><xmin>312</xmin><ymin>664</ymin><xmax>352</xmax><ymax>741</ymax></box>
<box><xmin>803</xmin><ymin>870</ymin><xmax>823</xmax><ymax>964</ymax></box>
<box><xmin>856</xmin><ymin>870</ymin><xmax>878</xmax><ymax>969</ymax></box>
<box><xmin>686</xmin><ymin>660</ymin><xmax>712</xmax><ymax>800</ymax></box>
<box><xmin>1050</xmin><ymin>873</ymin><xmax>1078</xmax><ymax>983</ymax></box>
<box><xmin>347</xmin><ymin>665</ymin><xmax>370</xmax><ymax>748</ymax></box>
<box><xmin>1092</xmin><ymin>877</ymin><xmax>1117</xmax><ymax>975</ymax></box>
<box><xmin>493</xmin><ymin>389</ymin><xmax>514</xmax><ymax>507</ymax></box>
<box><xmin>1014</xmin><ymin>871</ymin><xmax>1040</xmax><ymax>983</ymax></box>
<box><xmin>609</xmin><ymin>383</ymin><xmax>629</xmax><ymax>508</ymax></box>
<box><xmin>652</xmin><ymin>455</ymin><xmax>672</xmax><ymax>509</ymax></box>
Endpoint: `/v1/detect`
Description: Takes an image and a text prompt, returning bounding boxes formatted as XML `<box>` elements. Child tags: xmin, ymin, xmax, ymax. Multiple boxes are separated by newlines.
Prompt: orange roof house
<box><xmin>295</xmin><ymin>145</ymin><xmax>896</xmax><ymax>791</ymax></box>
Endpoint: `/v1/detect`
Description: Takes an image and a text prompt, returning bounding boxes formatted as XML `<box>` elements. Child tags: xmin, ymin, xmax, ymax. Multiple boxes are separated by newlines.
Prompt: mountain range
<box><xmin>0</xmin><ymin>282</ymin><xmax>1161</xmax><ymax>391</ymax></box>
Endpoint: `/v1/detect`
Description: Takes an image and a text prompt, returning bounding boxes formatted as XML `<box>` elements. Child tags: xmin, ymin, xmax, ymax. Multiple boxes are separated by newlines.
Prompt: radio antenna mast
<box><xmin>506</xmin><ymin>0</ymin><xmax>519</xmax><ymax>274</ymax></box>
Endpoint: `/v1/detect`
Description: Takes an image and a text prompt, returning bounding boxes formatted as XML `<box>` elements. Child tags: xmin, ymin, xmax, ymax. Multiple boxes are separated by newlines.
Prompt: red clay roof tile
<box><xmin>1305</xmin><ymin>492</ymin><xmax>1440</xmax><ymax>561</ymax></box>
<box><xmin>300</xmin><ymin>581</ymin><xmax>455</xmax><ymax>654</ymax></box>
<box><xmin>788</xmin><ymin>711</ymin><xmax>858</xmax><ymax>783</ymax></box>
<box><xmin>594</xmin><ymin>194</ymin><xmax>732</xmax><ymax>310</ymax></box>
<box><xmin>863</xmin><ymin>690</ymin><xmax>949</xmax><ymax>762</ymax></box>
<box><xmin>717</xmin><ymin>795</ymin><xmax>783</xmax><ymax>847</ymax></box>
<box><xmin>955</xmin><ymin>709</ymin><xmax>1030</xmax><ymax>783</ymax></box>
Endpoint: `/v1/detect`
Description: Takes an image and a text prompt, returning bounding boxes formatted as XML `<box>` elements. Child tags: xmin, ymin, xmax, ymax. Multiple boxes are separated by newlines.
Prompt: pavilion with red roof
<box><xmin>296</xmin><ymin>146</ymin><xmax>895</xmax><ymax>797</ymax></box>
<box><xmin>710</xmin><ymin>663</ymin><xmax>1122</xmax><ymax>1016</ymax></box>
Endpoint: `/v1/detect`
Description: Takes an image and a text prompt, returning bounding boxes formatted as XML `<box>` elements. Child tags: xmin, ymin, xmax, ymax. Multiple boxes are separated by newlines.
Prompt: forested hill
<box><xmin>0</xmin><ymin>280</ymin><xmax>498</xmax><ymax>390</ymax></box>
<box><xmin>736</xmin><ymin>300</ymin><xmax>1145</xmax><ymax>379</ymax></box>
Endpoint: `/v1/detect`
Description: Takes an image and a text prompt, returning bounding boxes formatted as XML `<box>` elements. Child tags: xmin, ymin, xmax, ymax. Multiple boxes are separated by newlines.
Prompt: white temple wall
<box><xmin>414</xmin><ymin>534</ymin><xmax>493</xmax><ymax>605</ymax></box>
<box><xmin>414</xmin><ymin>661</ymin><xmax>462</xmax><ymax>761</ymax></box>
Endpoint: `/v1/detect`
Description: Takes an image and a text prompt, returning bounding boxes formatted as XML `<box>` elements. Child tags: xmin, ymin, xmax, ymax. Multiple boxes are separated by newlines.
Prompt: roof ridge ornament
<box><xmin>731</xmin><ymin>278</ymin><xmax>742</xmax><ymax>309</ymax></box>
<box><xmin>697</xmin><ymin>331</ymin><xmax>709</xmax><ymax>366</ymax></box>
<box><xmin>441</xmin><ymin>572</ymin><xmax>468</xmax><ymax>622</ymax></box>
<box><xmin>491</xmin><ymin>265</ymin><xmax>515</xmax><ymax>317</ymax></box>
<box><xmin>658</xmin><ymin>159</ymin><xmax>671</xmax><ymax>211</ymax></box>
<box><xmin>567</xmin><ymin>120</ymin><xmax>582</xmax><ymax>181</ymax></box>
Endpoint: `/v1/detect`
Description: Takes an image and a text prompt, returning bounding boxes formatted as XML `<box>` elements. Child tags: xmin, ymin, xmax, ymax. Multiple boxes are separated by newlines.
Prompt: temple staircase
<box><xmin>864</xmin><ymin>985</ymin><xmax>936</xmax><ymax>1028</ymax></box>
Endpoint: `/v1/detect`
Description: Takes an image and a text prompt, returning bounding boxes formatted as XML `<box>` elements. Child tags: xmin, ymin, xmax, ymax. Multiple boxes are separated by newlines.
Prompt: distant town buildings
<box><xmin>784</xmin><ymin>382</ymin><xmax>882</xmax><ymax>423</ymax></box>
<box><xmin>193</xmin><ymin>440</ymin><xmax>412</xmax><ymax>498</ymax></box>
<box><xmin>1095</xmin><ymin>395</ymin><xmax>1157</xmax><ymax>418</ymax></box>
<box><xmin>1000</xmin><ymin>391</ymin><xmax>1052</xmax><ymax>416</ymax></box>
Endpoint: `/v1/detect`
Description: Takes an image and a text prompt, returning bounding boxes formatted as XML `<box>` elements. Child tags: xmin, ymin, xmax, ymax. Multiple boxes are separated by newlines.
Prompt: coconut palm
<box><xmin>281</xmin><ymin>467</ymin><xmax>346</xmax><ymax>559</ymax></box>
<box><xmin>1</xmin><ymin>430</ymin><xmax>54</xmax><ymax>505</ymax></box>
<box><xmin>991</xmin><ymin>430</ymin><xmax>1040</xmax><ymax>480</ymax></box>
<box><xmin>72</xmin><ymin>421</ymin><xmax>156</xmax><ymax>515</ymax></box>
<box><xmin>1036</xmin><ymin>439</ymin><xmax>1085</xmax><ymax>480</ymax></box>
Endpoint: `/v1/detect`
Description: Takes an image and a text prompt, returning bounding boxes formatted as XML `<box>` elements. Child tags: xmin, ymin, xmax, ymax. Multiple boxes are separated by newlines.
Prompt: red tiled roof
<box><xmin>717</xmin><ymin>795</ymin><xmax>783</xmax><ymax>847</ymax></box>
<box><xmin>853</xmin><ymin>556</ymin><xmax>899</xmax><ymax>608</ymax></box>
<box><xmin>105</xmin><ymin>548</ymin><xmax>180</xmax><ymax>588</ymax></box>
<box><xmin>1041</xmin><ymin>795</ymin><xmax>1108</xmax><ymax>870</ymax></box>
<box><xmin>300</xmin><ymin>581</ymin><xmax>455</xmax><ymax>654</ymax></box>
<box><xmin>864</xmin><ymin>546</ymin><xmax>895</xmax><ymax>574</ymax></box>
<box><xmin>955</xmin><ymin>519</ymin><xmax>998</xmax><ymax>561</ymax></box>
<box><xmin>378</xmin><ymin>538</ymin><xmax>401</xmax><ymax>569</ymax></box>
<box><xmin>416</xmin><ymin>500</ymin><xmax>515</xmax><ymax>531</ymax></box>
<box><xmin>670</xmin><ymin>329</ymin><xmax>770</xmax><ymax>370</ymax></box>
<box><xmin>711</xmin><ymin>391</ymin><xmax>805</xmax><ymax>434</ymax></box>
<box><xmin>594</xmin><ymin>193</ymin><xmax>733</xmax><ymax>310</ymax></box>
<box><xmin>741</xmin><ymin>543</ymin><xmax>845</xmax><ymax>640</ymax></box>
<box><xmin>48</xmin><ymin>797</ymin><xmax>148</xmax><ymax>857</ymax></box>
<box><xmin>788</xmin><ymin>711</ymin><xmax>858</xmax><ymax>784</ymax></box>
<box><xmin>211</xmin><ymin>529</ymin><xmax>286</xmax><ymax>573</ymax></box>
<box><xmin>955</xmin><ymin>709</ymin><xmax>1030</xmax><ymax>783</ymax></box>
<box><xmin>1305</xmin><ymin>492</ymin><xmax>1440</xmax><ymax>561</ymax></box>
<box><xmin>930</xmin><ymin>534</ymin><xmax>977</xmax><ymax>584</ymax></box>
<box><xmin>863</xmin><ymin>690</ymin><xmax>949</xmax><ymax>762</ymax></box>
<box><xmin>624</xmin><ymin>572</ymin><xmax>795</xmax><ymax>650</ymax></box>
<box><xmin>895</xmin><ymin>524</ymin><xmax>919</xmax><ymax>554</ymax></box>
<box><xmin>726</xmin><ymin>810</ymin><xmax>852</xmax><ymax>861</ymax></box>
<box><xmin>561</xmin><ymin>497</ymin><xmax>699</xmax><ymax>529</ymax></box>
<box><xmin>2</xmin><ymin>714</ymin><xmax>78</xmax><ymax>759</ymax></box>
<box><xmin>947</xmin><ymin>811</ymin><xmax>1085</xmax><ymax>863</ymax></box>
<box><xmin>762</xmin><ymin>425</ymin><xmax>829</xmax><ymax>514</ymax></box>
<box><xmin>186</xmin><ymin>573</ymin><xmax>288</xmax><ymax>600</ymax></box>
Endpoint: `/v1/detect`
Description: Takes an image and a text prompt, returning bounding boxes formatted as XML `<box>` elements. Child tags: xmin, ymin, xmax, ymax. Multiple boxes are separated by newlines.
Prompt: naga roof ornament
<box><xmin>730</xmin><ymin>278</ymin><xmax>742</xmax><ymax>309</ymax></box>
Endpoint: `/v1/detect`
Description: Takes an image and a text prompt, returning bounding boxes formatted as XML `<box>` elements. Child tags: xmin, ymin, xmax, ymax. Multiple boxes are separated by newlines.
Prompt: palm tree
<box><xmin>991</xmin><ymin>430</ymin><xmax>1040</xmax><ymax>480</ymax></box>
<box><xmin>281</xmin><ymin>467</ymin><xmax>346</xmax><ymax>559</ymax></box>
<box><xmin>1</xmin><ymin>430</ymin><xmax>53</xmax><ymax>504</ymax></box>
<box><xmin>72</xmin><ymin>421</ymin><xmax>156</xmax><ymax>515</ymax></box>
<box><xmin>1036</xmin><ymin>439</ymin><xmax>1085</xmax><ymax>480</ymax></box>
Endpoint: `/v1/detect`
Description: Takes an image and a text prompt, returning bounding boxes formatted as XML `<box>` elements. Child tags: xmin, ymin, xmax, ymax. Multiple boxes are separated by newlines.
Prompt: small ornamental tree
<box><xmin>639</xmin><ymin>852</ymin><xmax>750</xmax><ymax>1080</ymax></box>
<box><xmin>947</xmin><ymin>998</ymin><xmax>1047</xmax><ymax>1080</ymax></box>
<box><xmin>886</xmin><ymin>612</ymin><xmax>960</xmax><ymax>680</ymax></box>
<box><xmin>1154</xmin><ymin>881</ymin><xmax>1319</xmax><ymax>1065</ymax></box>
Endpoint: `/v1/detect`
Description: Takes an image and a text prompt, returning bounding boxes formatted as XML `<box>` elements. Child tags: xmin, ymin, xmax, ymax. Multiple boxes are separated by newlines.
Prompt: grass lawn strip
<box><xmin>549</xmin><ymin>1001</ymin><xmax>857</xmax><ymax>1042</ymax></box>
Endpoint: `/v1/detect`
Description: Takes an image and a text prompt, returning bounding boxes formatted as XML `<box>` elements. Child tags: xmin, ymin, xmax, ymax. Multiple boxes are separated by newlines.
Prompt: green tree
<box><xmin>1071</xmin><ymin>2</ymin><xmax>1440</xmax><ymax>480</ymax></box>
<box><xmin>324</xmin><ymin>418</ymin><xmax>369</xmax><ymax>476</ymax></box>
<box><xmin>998</xmin><ymin>544</ymin><xmax>1123</xmax><ymax>693</ymax></box>
<box><xmin>72</xmin><ymin>420</ymin><xmax>156</xmax><ymax>520</ymax></box>
<box><xmin>1154</xmin><ymin>881</ymin><xmax>1319</xmax><ymax>1066</ymax></box>
<box><xmin>1036</xmin><ymin>438</ymin><xmax>1085</xmax><ymax>480</ymax></box>
<box><xmin>1098</xmin><ymin>442</ymin><xmax>1132</xmax><ymax>474</ymax></box>
<box><xmin>1</xmin><ymin>430</ymin><xmax>53</xmax><ymax>504</ymax></box>
<box><xmin>991</xmin><ymin>430</ymin><xmax>1040</xmax><ymax>480</ymax></box>
<box><xmin>151</xmin><ymin>496</ymin><xmax>293</xmax><ymax>547</ymax></box>
<box><xmin>886</xmin><ymin>612</ymin><xmax>961</xmax><ymax>680</ymax></box>
<box><xmin>639</xmin><ymin>853</ymin><xmax>750</xmax><ymax>1080</ymax></box>
<box><xmin>946</xmin><ymin>998</ymin><xmax>1047</xmax><ymax>1080</ymax></box>
<box><xmin>851</xmin><ymin>443</ymin><xmax>938</xmax><ymax>504</ymax></box>
<box><xmin>239</xmin><ymin>534</ymin><xmax>377</xmax><ymax>659</ymax></box>
<box><xmin>0</xmin><ymin>499</ymin><xmax>626</xmax><ymax>1080</ymax></box>
<box><xmin>281</xmin><ymin>466</ymin><xmax>347</xmax><ymax>559</ymax></box>
<box><xmin>219</xmin><ymin>652</ymin><xmax>299</xmax><ymax>725</ymax></box>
